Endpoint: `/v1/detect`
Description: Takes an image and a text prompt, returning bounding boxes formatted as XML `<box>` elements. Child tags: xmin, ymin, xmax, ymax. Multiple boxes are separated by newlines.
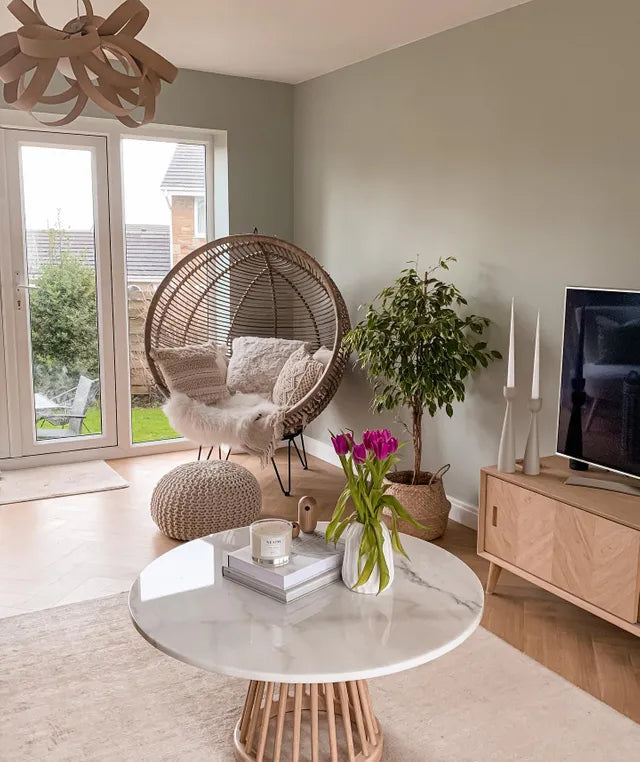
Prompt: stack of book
<box><xmin>222</xmin><ymin>529</ymin><xmax>344</xmax><ymax>603</ymax></box>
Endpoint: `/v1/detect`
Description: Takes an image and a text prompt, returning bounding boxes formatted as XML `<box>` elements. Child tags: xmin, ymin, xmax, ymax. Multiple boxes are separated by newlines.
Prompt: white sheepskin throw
<box><xmin>164</xmin><ymin>392</ymin><xmax>285</xmax><ymax>467</ymax></box>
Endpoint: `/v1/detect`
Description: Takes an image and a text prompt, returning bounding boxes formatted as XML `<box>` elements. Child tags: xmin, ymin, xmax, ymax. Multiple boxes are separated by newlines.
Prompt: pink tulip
<box><xmin>352</xmin><ymin>443</ymin><xmax>367</xmax><ymax>464</ymax></box>
<box><xmin>362</xmin><ymin>430</ymin><xmax>375</xmax><ymax>450</ymax></box>
<box><xmin>331</xmin><ymin>434</ymin><xmax>349</xmax><ymax>456</ymax></box>
<box><xmin>371</xmin><ymin>437</ymin><xmax>389</xmax><ymax>460</ymax></box>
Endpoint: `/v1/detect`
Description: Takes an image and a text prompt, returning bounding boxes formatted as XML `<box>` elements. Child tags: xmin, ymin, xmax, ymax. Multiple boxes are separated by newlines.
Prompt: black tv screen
<box><xmin>557</xmin><ymin>288</ymin><xmax>640</xmax><ymax>480</ymax></box>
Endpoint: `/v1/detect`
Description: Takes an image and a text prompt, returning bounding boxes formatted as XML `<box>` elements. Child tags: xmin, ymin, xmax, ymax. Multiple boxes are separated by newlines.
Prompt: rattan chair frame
<box><xmin>145</xmin><ymin>234</ymin><xmax>351</xmax><ymax>441</ymax></box>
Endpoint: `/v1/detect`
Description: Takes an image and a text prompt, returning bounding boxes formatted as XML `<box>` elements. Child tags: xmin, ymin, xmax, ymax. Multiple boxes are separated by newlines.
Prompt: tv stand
<box><xmin>478</xmin><ymin>455</ymin><xmax>640</xmax><ymax>637</ymax></box>
<box><xmin>569</xmin><ymin>457</ymin><xmax>589</xmax><ymax>471</ymax></box>
<box><xmin>565</xmin><ymin>474</ymin><xmax>640</xmax><ymax>497</ymax></box>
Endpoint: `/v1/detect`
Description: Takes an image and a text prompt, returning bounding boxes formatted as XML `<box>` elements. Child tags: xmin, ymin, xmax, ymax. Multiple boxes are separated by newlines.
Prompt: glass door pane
<box><xmin>4</xmin><ymin>130</ymin><xmax>117</xmax><ymax>454</ymax></box>
<box><xmin>22</xmin><ymin>145</ymin><xmax>102</xmax><ymax>441</ymax></box>
<box><xmin>121</xmin><ymin>138</ymin><xmax>208</xmax><ymax>444</ymax></box>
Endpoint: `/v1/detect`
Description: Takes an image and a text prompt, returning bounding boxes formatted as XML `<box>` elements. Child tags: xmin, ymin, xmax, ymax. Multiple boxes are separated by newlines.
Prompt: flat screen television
<box><xmin>557</xmin><ymin>287</ymin><xmax>640</xmax><ymax>480</ymax></box>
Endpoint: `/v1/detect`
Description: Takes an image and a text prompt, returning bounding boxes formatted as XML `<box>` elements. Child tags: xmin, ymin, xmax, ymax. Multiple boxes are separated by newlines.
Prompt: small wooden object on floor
<box><xmin>234</xmin><ymin>679</ymin><xmax>383</xmax><ymax>762</ymax></box>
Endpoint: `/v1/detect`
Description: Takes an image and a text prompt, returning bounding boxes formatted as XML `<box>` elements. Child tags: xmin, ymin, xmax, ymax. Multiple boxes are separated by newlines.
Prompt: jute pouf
<box><xmin>150</xmin><ymin>460</ymin><xmax>262</xmax><ymax>541</ymax></box>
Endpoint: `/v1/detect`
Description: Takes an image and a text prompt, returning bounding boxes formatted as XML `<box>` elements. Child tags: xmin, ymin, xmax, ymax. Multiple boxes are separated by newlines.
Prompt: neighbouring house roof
<box><xmin>25</xmin><ymin>224</ymin><xmax>171</xmax><ymax>280</ymax></box>
<box><xmin>160</xmin><ymin>143</ymin><xmax>206</xmax><ymax>194</ymax></box>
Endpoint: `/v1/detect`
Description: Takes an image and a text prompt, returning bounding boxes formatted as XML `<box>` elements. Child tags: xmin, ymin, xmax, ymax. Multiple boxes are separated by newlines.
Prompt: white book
<box><xmin>227</xmin><ymin>529</ymin><xmax>343</xmax><ymax>590</ymax></box>
<box><xmin>222</xmin><ymin>565</ymin><xmax>341</xmax><ymax>603</ymax></box>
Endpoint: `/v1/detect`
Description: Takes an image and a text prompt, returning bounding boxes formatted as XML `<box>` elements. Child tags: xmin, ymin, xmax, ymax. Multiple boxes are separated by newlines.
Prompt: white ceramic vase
<box><xmin>341</xmin><ymin>521</ymin><xmax>394</xmax><ymax>594</ymax></box>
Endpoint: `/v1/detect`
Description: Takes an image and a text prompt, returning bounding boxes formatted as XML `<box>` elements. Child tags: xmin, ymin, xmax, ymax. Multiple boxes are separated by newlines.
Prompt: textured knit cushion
<box><xmin>150</xmin><ymin>460</ymin><xmax>261</xmax><ymax>541</ymax></box>
<box><xmin>152</xmin><ymin>342</ymin><xmax>229</xmax><ymax>405</ymax></box>
<box><xmin>272</xmin><ymin>346</ymin><xmax>324</xmax><ymax>408</ymax></box>
<box><xmin>226</xmin><ymin>336</ymin><xmax>307</xmax><ymax>395</ymax></box>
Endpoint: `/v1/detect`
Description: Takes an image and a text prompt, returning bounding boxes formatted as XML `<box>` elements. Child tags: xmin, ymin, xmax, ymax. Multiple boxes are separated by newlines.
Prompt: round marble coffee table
<box><xmin>129</xmin><ymin>522</ymin><xmax>483</xmax><ymax>761</ymax></box>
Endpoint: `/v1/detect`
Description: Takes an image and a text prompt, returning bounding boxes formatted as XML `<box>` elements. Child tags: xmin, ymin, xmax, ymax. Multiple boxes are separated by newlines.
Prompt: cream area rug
<box><xmin>0</xmin><ymin>460</ymin><xmax>128</xmax><ymax>505</ymax></box>
<box><xmin>1</xmin><ymin>594</ymin><xmax>638</xmax><ymax>761</ymax></box>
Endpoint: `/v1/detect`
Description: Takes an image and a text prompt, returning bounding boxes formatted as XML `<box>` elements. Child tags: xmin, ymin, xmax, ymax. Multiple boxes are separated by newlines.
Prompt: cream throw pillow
<box><xmin>312</xmin><ymin>346</ymin><xmax>333</xmax><ymax>367</ymax></box>
<box><xmin>273</xmin><ymin>346</ymin><xmax>324</xmax><ymax>408</ymax></box>
<box><xmin>226</xmin><ymin>336</ymin><xmax>307</xmax><ymax>395</ymax></box>
<box><xmin>152</xmin><ymin>342</ymin><xmax>229</xmax><ymax>405</ymax></box>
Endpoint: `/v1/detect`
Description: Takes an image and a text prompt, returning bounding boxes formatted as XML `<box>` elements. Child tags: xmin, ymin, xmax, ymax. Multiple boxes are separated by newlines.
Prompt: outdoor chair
<box><xmin>36</xmin><ymin>375</ymin><xmax>100</xmax><ymax>438</ymax></box>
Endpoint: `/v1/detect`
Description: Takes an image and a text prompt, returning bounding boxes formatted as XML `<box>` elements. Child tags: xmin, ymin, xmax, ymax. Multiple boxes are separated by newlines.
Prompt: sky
<box><xmin>21</xmin><ymin>139</ymin><xmax>178</xmax><ymax>231</ymax></box>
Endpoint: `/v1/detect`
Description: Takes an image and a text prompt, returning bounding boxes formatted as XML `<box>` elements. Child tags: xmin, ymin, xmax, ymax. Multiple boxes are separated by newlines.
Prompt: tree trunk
<box><xmin>412</xmin><ymin>405</ymin><xmax>423</xmax><ymax>485</ymax></box>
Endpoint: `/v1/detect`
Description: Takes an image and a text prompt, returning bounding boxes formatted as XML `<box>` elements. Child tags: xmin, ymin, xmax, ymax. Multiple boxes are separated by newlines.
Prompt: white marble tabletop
<box><xmin>129</xmin><ymin>522</ymin><xmax>484</xmax><ymax>684</ymax></box>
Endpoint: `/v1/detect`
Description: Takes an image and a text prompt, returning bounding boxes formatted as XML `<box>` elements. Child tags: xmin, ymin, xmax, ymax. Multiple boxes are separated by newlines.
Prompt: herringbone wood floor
<box><xmin>1</xmin><ymin>449</ymin><xmax>638</xmax><ymax>723</ymax></box>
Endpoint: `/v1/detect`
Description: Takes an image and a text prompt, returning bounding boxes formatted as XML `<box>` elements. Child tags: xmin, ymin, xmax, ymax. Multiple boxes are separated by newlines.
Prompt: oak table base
<box><xmin>234</xmin><ymin>679</ymin><xmax>383</xmax><ymax>762</ymax></box>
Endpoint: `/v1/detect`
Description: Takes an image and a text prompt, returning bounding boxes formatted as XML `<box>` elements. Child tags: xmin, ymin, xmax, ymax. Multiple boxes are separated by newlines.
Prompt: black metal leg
<box><xmin>225</xmin><ymin>446</ymin><xmax>231</xmax><ymax>461</ymax></box>
<box><xmin>206</xmin><ymin>447</ymin><xmax>214</xmax><ymax>461</ymax></box>
<box><xmin>271</xmin><ymin>431</ymin><xmax>308</xmax><ymax>495</ymax></box>
<box><xmin>292</xmin><ymin>432</ymin><xmax>308</xmax><ymax>470</ymax></box>
<box><xmin>271</xmin><ymin>455</ymin><xmax>290</xmax><ymax>496</ymax></box>
<box><xmin>197</xmin><ymin>446</ymin><xmax>202</xmax><ymax>461</ymax></box>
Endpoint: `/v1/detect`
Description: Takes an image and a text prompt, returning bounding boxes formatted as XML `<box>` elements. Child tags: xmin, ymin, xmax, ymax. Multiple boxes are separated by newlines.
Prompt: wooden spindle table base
<box><xmin>234</xmin><ymin>679</ymin><xmax>383</xmax><ymax>762</ymax></box>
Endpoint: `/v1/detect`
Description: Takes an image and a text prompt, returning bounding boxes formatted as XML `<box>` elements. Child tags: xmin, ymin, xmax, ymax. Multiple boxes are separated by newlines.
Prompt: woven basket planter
<box><xmin>383</xmin><ymin>466</ymin><xmax>451</xmax><ymax>541</ymax></box>
<box><xmin>150</xmin><ymin>460</ymin><xmax>262</xmax><ymax>541</ymax></box>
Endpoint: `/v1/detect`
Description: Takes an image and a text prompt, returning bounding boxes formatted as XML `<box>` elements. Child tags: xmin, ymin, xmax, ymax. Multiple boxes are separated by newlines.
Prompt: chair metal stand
<box><xmin>197</xmin><ymin>445</ymin><xmax>232</xmax><ymax>461</ymax></box>
<box><xmin>196</xmin><ymin>433</ymin><xmax>307</xmax><ymax>497</ymax></box>
<box><xmin>271</xmin><ymin>431</ymin><xmax>308</xmax><ymax>497</ymax></box>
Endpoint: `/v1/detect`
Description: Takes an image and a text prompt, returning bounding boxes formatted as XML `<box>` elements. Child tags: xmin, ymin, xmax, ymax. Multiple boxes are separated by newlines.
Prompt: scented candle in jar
<box><xmin>250</xmin><ymin>518</ymin><xmax>293</xmax><ymax>566</ymax></box>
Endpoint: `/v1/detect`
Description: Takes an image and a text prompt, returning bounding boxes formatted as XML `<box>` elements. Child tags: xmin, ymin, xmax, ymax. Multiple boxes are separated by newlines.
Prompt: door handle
<box><xmin>492</xmin><ymin>505</ymin><xmax>498</xmax><ymax>527</ymax></box>
<box><xmin>16</xmin><ymin>283</ymin><xmax>39</xmax><ymax>290</ymax></box>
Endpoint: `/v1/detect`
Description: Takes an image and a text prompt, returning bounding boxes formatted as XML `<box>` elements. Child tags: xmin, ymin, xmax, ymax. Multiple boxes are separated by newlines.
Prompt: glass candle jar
<box><xmin>250</xmin><ymin>518</ymin><xmax>293</xmax><ymax>566</ymax></box>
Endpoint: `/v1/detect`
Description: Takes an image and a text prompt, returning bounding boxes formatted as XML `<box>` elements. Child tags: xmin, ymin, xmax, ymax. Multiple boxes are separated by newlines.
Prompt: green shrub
<box><xmin>29</xmin><ymin>251</ymin><xmax>99</xmax><ymax>393</ymax></box>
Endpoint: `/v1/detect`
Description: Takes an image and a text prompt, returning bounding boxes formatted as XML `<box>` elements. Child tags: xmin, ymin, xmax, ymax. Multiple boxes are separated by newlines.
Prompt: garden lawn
<box><xmin>39</xmin><ymin>405</ymin><xmax>179</xmax><ymax>444</ymax></box>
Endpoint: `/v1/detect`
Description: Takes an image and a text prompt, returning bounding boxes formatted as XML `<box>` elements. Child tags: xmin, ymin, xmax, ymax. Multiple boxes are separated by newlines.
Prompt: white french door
<box><xmin>0</xmin><ymin>129</ymin><xmax>117</xmax><ymax>456</ymax></box>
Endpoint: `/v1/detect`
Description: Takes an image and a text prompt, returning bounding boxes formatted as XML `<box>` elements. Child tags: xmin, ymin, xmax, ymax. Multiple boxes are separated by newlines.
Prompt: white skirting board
<box><xmin>303</xmin><ymin>435</ymin><xmax>479</xmax><ymax>531</ymax></box>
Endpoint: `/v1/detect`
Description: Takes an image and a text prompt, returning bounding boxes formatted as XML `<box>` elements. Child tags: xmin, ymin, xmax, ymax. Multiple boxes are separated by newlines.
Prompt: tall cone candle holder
<box><xmin>497</xmin><ymin>386</ymin><xmax>517</xmax><ymax>473</ymax></box>
<box><xmin>523</xmin><ymin>398</ymin><xmax>542</xmax><ymax>475</ymax></box>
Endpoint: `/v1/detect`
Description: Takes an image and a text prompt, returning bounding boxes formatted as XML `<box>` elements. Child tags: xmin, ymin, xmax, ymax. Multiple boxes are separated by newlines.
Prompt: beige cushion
<box><xmin>272</xmin><ymin>346</ymin><xmax>324</xmax><ymax>407</ymax></box>
<box><xmin>226</xmin><ymin>336</ymin><xmax>307</xmax><ymax>395</ymax></box>
<box><xmin>312</xmin><ymin>346</ymin><xmax>333</xmax><ymax>367</ymax></box>
<box><xmin>152</xmin><ymin>343</ymin><xmax>229</xmax><ymax>405</ymax></box>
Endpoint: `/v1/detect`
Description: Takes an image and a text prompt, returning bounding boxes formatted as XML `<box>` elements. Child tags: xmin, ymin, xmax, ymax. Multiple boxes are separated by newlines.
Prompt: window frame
<box><xmin>0</xmin><ymin>109</ymin><xmax>229</xmax><ymax>468</ymax></box>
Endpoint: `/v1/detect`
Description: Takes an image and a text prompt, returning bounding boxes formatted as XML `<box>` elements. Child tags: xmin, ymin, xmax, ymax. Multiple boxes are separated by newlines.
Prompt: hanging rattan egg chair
<box><xmin>145</xmin><ymin>234</ymin><xmax>350</xmax><ymax>494</ymax></box>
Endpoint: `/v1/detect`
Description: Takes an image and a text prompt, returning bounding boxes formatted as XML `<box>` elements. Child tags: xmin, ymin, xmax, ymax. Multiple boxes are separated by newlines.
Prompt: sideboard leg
<box><xmin>486</xmin><ymin>562</ymin><xmax>502</xmax><ymax>594</ymax></box>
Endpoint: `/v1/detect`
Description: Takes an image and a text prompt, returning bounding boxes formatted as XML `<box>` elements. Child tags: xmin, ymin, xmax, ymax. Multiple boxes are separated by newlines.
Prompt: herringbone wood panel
<box><xmin>0</xmin><ymin>450</ymin><xmax>638</xmax><ymax>722</ymax></box>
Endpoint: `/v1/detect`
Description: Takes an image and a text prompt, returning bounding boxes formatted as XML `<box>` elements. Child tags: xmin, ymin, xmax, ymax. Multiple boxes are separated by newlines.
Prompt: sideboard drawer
<box><xmin>484</xmin><ymin>476</ymin><xmax>640</xmax><ymax>622</ymax></box>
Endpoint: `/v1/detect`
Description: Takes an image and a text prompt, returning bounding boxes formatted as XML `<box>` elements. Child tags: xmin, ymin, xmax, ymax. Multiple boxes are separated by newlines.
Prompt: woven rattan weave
<box><xmin>145</xmin><ymin>235</ymin><xmax>350</xmax><ymax>437</ymax></box>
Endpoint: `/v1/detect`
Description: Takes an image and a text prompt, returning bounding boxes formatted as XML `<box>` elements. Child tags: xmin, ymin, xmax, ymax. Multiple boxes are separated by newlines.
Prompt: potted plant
<box><xmin>326</xmin><ymin>428</ymin><xmax>426</xmax><ymax>594</ymax></box>
<box><xmin>343</xmin><ymin>258</ymin><xmax>501</xmax><ymax>539</ymax></box>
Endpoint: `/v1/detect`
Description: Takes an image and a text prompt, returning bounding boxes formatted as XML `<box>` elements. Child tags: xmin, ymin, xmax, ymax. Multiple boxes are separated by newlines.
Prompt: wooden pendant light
<box><xmin>0</xmin><ymin>0</ymin><xmax>178</xmax><ymax>127</ymax></box>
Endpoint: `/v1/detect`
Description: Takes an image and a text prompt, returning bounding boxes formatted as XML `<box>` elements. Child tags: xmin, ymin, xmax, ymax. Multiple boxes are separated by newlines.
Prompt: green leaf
<box><xmin>372</xmin><ymin>523</ymin><xmax>390</xmax><ymax>594</ymax></box>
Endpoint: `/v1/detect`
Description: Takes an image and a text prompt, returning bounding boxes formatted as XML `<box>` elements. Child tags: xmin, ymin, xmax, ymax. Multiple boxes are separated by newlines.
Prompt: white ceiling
<box><xmin>0</xmin><ymin>1</ymin><xmax>532</xmax><ymax>84</ymax></box>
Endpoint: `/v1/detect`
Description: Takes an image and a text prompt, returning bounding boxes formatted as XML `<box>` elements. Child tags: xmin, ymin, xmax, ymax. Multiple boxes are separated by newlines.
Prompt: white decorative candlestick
<box><xmin>531</xmin><ymin>311</ymin><xmax>540</xmax><ymax>400</ymax></box>
<box><xmin>507</xmin><ymin>298</ymin><xmax>515</xmax><ymax>388</ymax></box>
<box><xmin>523</xmin><ymin>398</ymin><xmax>542</xmax><ymax>475</ymax></box>
<box><xmin>523</xmin><ymin>312</ymin><xmax>541</xmax><ymax>475</ymax></box>
<box><xmin>498</xmin><ymin>386</ymin><xmax>517</xmax><ymax>473</ymax></box>
<box><xmin>498</xmin><ymin>299</ymin><xmax>517</xmax><ymax>473</ymax></box>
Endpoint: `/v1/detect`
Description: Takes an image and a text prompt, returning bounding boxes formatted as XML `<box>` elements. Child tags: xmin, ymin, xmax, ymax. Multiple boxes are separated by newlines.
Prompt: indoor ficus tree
<box><xmin>344</xmin><ymin>257</ymin><xmax>501</xmax><ymax>484</ymax></box>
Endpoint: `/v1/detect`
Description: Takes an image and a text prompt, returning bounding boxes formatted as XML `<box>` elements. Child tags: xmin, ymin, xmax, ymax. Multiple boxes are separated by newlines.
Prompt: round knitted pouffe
<box><xmin>150</xmin><ymin>460</ymin><xmax>262</xmax><ymax>541</ymax></box>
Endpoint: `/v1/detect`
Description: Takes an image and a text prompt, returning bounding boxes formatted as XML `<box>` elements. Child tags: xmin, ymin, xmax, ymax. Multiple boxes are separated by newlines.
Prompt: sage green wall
<box><xmin>1</xmin><ymin>68</ymin><xmax>294</xmax><ymax>238</ymax></box>
<box><xmin>293</xmin><ymin>0</ymin><xmax>640</xmax><ymax>506</ymax></box>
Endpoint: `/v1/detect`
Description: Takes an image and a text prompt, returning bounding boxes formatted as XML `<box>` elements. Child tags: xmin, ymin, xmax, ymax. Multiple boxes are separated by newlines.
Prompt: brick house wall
<box><xmin>170</xmin><ymin>195</ymin><xmax>205</xmax><ymax>264</ymax></box>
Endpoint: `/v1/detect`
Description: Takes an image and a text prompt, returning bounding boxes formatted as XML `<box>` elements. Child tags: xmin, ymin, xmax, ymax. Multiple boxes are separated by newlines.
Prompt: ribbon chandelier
<box><xmin>0</xmin><ymin>0</ymin><xmax>178</xmax><ymax>127</ymax></box>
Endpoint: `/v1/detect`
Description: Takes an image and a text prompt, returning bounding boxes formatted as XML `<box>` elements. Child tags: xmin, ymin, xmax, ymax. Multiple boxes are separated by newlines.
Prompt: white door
<box><xmin>0</xmin><ymin>129</ymin><xmax>117</xmax><ymax>455</ymax></box>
